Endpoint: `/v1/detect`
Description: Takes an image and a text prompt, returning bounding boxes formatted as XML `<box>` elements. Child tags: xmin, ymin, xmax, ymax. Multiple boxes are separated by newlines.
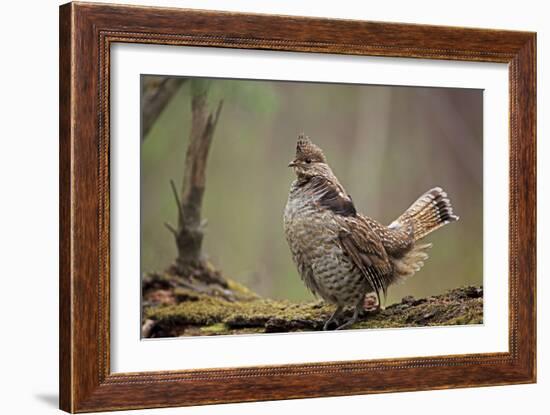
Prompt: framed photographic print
<box><xmin>59</xmin><ymin>2</ymin><xmax>536</xmax><ymax>412</ymax></box>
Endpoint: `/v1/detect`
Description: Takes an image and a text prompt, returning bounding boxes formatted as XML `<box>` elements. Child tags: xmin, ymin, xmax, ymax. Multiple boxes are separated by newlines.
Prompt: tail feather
<box><xmin>387</xmin><ymin>187</ymin><xmax>458</xmax><ymax>285</ymax></box>
<box><xmin>393</xmin><ymin>187</ymin><xmax>459</xmax><ymax>241</ymax></box>
<box><xmin>391</xmin><ymin>242</ymin><xmax>432</xmax><ymax>283</ymax></box>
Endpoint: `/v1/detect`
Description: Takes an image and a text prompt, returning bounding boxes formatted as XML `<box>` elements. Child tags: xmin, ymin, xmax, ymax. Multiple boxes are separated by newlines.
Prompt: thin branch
<box><xmin>164</xmin><ymin>222</ymin><xmax>178</xmax><ymax>237</ymax></box>
<box><xmin>141</xmin><ymin>77</ymin><xmax>186</xmax><ymax>141</ymax></box>
<box><xmin>169</xmin><ymin>179</ymin><xmax>184</xmax><ymax>227</ymax></box>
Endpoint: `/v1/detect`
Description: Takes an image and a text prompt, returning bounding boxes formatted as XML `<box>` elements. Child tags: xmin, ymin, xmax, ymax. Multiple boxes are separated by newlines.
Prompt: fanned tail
<box><xmin>387</xmin><ymin>187</ymin><xmax>458</xmax><ymax>285</ymax></box>
<box><xmin>392</xmin><ymin>187</ymin><xmax>459</xmax><ymax>242</ymax></box>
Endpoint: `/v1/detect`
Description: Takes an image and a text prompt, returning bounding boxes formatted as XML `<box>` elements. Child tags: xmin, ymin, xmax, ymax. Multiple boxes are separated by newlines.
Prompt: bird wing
<box><xmin>306</xmin><ymin>174</ymin><xmax>393</xmax><ymax>303</ymax></box>
<box><xmin>336</xmin><ymin>214</ymin><xmax>393</xmax><ymax>304</ymax></box>
<box><xmin>309</xmin><ymin>175</ymin><xmax>356</xmax><ymax>217</ymax></box>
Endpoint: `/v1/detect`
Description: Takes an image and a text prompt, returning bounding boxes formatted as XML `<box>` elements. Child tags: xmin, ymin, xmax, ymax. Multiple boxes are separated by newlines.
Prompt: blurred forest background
<box><xmin>141</xmin><ymin>76</ymin><xmax>483</xmax><ymax>305</ymax></box>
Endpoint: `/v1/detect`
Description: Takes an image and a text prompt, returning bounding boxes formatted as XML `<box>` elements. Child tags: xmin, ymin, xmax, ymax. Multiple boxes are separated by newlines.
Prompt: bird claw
<box><xmin>334</xmin><ymin>317</ymin><xmax>358</xmax><ymax>330</ymax></box>
<box><xmin>329</xmin><ymin>303</ymin><xmax>363</xmax><ymax>330</ymax></box>
<box><xmin>322</xmin><ymin>316</ymin><xmax>358</xmax><ymax>331</ymax></box>
<box><xmin>323</xmin><ymin>306</ymin><xmax>345</xmax><ymax>330</ymax></box>
<box><xmin>323</xmin><ymin>318</ymin><xmax>340</xmax><ymax>331</ymax></box>
<box><xmin>323</xmin><ymin>315</ymin><xmax>359</xmax><ymax>331</ymax></box>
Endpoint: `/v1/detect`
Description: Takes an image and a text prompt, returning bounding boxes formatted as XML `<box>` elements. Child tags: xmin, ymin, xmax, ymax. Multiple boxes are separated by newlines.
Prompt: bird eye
<box><xmin>305</xmin><ymin>158</ymin><xmax>312</xmax><ymax>164</ymax></box>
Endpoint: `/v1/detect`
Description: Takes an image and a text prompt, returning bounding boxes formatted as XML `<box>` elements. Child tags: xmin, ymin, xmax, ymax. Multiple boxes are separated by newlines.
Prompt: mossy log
<box><xmin>142</xmin><ymin>270</ymin><xmax>483</xmax><ymax>338</ymax></box>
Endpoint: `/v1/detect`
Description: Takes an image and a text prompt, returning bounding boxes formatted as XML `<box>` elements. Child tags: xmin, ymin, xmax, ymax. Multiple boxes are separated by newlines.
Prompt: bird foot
<box><xmin>323</xmin><ymin>302</ymin><xmax>366</xmax><ymax>331</ymax></box>
<box><xmin>323</xmin><ymin>306</ymin><xmax>344</xmax><ymax>330</ymax></box>
<box><xmin>332</xmin><ymin>303</ymin><xmax>363</xmax><ymax>330</ymax></box>
<box><xmin>323</xmin><ymin>313</ymin><xmax>359</xmax><ymax>331</ymax></box>
<box><xmin>334</xmin><ymin>316</ymin><xmax>358</xmax><ymax>330</ymax></box>
<box><xmin>323</xmin><ymin>317</ymin><xmax>340</xmax><ymax>331</ymax></box>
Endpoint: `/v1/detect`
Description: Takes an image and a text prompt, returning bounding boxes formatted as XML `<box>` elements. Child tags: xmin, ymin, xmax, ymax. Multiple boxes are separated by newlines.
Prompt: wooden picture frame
<box><xmin>59</xmin><ymin>2</ymin><xmax>536</xmax><ymax>412</ymax></box>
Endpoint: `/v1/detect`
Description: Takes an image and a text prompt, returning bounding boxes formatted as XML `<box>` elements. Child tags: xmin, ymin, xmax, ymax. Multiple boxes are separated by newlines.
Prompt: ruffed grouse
<box><xmin>283</xmin><ymin>134</ymin><xmax>459</xmax><ymax>330</ymax></box>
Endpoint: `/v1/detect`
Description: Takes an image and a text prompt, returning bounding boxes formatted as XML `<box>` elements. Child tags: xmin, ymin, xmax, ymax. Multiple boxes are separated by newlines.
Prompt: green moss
<box><xmin>225</xmin><ymin>278</ymin><xmax>260</xmax><ymax>301</ymax></box>
<box><xmin>352</xmin><ymin>289</ymin><xmax>483</xmax><ymax>330</ymax></box>
<box><xmin>145</xmin><ymin>295</ymin><xmax>228</xmax><ymax>325</ymax></box>
<box><xmin>144</xmin><ymin>285</ymin><xmax>483</xmax><ymax>337</ymax></box>
<box><xmin>200</xmin><ymin>323</ymin><xmax>229</xmax><ymax>334</ymax></box>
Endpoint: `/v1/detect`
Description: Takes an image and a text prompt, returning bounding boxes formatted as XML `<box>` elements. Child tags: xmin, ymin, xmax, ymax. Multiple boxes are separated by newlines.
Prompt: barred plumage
<box><xmin>284</xmin><ymin>134</ymin><xmax>459</xmax><ymax>330</ymax></box>
<box><xmin>390</xmin><ymin>187</ymin><xmax>459</xmax><ymax>241</ymax></box>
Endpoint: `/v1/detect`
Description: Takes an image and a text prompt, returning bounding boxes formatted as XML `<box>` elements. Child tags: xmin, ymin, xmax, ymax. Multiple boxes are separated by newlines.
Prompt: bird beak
<box><xmin>288</xmin><ymin>160</ymin><xmax>298</xmax><ymax>168</ymax></box>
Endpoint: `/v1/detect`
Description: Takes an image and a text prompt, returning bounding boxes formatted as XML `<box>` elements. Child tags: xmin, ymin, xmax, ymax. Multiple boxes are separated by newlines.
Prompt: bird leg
<box><xmin>335</xmin><ymin>302</ymin><xmax>363</xmax><ymax>330</ymax></box>
<box><xmin>323</xmin><ymin>306</ymin><xmax>344</xmax><ymax>331</ymax></box>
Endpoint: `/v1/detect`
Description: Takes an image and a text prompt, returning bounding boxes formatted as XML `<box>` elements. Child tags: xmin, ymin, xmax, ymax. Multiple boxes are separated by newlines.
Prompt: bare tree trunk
<box><xmin>164</xmin><ymin>81</ymin><xmax>224</xmax><ymax>279</ymax></box>
<box><xmin>141</xmin><ymin>76</ymin><xmax>186</xmax><ymax>140</ymax></box>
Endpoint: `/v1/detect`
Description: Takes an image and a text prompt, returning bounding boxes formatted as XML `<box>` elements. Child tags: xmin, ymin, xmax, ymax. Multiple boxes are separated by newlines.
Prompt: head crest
<box><xmin>295</xmin><ymin>133</ymin><xmax>327</xmax><ymax>163</ymax></box>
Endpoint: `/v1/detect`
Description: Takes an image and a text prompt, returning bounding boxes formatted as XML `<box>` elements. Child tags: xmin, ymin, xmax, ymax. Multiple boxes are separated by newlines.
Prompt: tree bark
<box><xmin>141</xmin><ymin>76</ymin><xmax>186</xmax><ymax>140</ymax></box>
<box><xmin>164</xmin><ymin>81</ymin><xmax>224</xmax><ymax>279</ymax></box>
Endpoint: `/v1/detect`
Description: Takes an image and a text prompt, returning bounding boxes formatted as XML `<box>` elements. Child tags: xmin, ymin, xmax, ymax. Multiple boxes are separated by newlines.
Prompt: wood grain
<box><xmin>59</xmin><ymin>2</ymin><xmax>536</xmax><ymax>412</ymax></box>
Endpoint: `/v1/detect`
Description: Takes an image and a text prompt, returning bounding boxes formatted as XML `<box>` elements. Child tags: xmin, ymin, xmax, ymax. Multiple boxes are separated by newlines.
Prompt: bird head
<box><xmin>288</xmin><ymin>134</ymin><xmax>330</xmax><ymax>179</ymax></box>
